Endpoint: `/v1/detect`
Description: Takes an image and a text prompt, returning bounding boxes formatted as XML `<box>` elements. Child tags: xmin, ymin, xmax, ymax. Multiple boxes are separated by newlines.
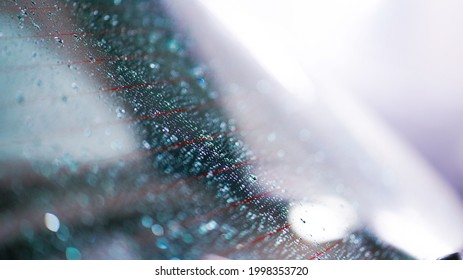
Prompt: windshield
<box><xmin>0</xmin><ymin>0</ymin><xmax>457</xmax><ymax>260</ymax></box>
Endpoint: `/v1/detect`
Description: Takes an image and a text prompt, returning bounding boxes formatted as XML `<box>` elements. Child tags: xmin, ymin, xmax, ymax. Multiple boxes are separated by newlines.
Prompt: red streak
<box><xmin>124</xmin><ymin>102</ymin><xmax>213</xmax><ymax>123</ymax></box>
<box><xmin>106</xmin><ymin>158</ymin><xmax>254</xmax><ymax>210</ymax></box>
<box><xmin>0</xmin><ymin>28</ymin><xmax>147</xmax><ymax>40</ymax></box>
<box><xmin>308</xmin><ymin>241</ymin><xmax>340</xmax><ymax>260</ymax></box>
<box><xmin>229</xmin><ymin>191</ymin><xmax>273</xmax><ymax>209</ymax></box>
<box><xmin>181</xmin><ymin>190</ymin><xmax>273</xmax><ymax>228</ymax></box>
<box><xmin>98</xmin><ymin>77</ymin><xmax>193</xmax><ymax>93</ymax></box>
<box><xmin>173</xmin><ymin>159</ymin><xmax>255</xmax><ymax>185</ymax></box>
<box><xmin>145</xmin><ymin>132</ymin><xmax>226</xmax><ymax>155</ymax></box>
<box><xmin>191</xmin><ymin>159</ymin><xmax>255</xmax><ymax>181</ymax></box>
<box><xmin>249</xmin><ymin>223</ymin><xmax>292</xmax><ymax>245</ymax></box>
<box><xmin>0</xmin><ymin>53</ymin><xmax>161</xmax><ymax>73</ymax></box>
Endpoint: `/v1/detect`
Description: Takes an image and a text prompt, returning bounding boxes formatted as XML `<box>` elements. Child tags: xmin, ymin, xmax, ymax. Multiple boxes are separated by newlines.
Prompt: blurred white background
<box><xmin>200</xmin><ymin>0</ymin><xmax>463</xmax><ymax>197</ymax></box>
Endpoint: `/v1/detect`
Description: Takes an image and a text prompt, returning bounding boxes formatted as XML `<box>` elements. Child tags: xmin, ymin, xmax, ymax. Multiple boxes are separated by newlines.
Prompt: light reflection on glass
<box><xmin>0</xmin><ymin>0</ymin><xmax>461</xmax><ymax>260</ymax></box>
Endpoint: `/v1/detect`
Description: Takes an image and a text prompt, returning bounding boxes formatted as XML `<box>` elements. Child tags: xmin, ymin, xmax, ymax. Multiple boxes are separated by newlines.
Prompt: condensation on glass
<box><xmin>0</xmin><ymin>0</ymin><xmax>419</xmax><ymax>260</ymax></box>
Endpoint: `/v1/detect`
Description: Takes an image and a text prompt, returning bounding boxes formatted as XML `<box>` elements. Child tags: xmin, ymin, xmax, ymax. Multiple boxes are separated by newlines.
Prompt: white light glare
<box><xmin>44</xmin><ymin>212</ymin><xmax>60</xmax><ymax>232</ymax></box>
<box><xmin>372</xmin><ymin>209</ymin><xmax>455</xmax><ymax>259</ymax></box>
<box><xmin>288</xmin><ymin>196</ymin><xmax>359</xmax><ymax>244</ymax></box>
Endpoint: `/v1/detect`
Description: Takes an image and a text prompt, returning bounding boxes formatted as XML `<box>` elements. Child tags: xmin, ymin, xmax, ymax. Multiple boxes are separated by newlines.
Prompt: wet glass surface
<box><xmin>0</xmin><ymin>0</ymin><xmax>414</xmax><ymax>259</ymax></box>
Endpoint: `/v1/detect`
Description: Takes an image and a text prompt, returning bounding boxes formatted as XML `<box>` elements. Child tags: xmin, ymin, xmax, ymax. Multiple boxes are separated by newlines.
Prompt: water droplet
<box><xmin>224</xmin><ymin>233</ymin><xmax>233</xmax><ymax>240</ymax></box>
<box><xmin>170</xmin><ymin>70</ymin><xmax>179</xmax><ymax>78</ymax></box>
<box><xmin>193</xmin><ymin>78</ymin><xmax>205</xmax><ymax>90</ymax></box>
<box><xmin>167</xmin><ymin>39</ymin><xmax>179</xmax><ymax>52</ymax></box>
<box><xmin>57</xmin><ymin>225</ymin><xmax>70</xmax><ymax>242</ymax></box>
<box><xmin>205</xmin><ymin>220</ymin><xmax>217</xmax><ymax>230</ymax></box>
<box><xmin>116</xmin><ymin>107</ymin><xmax>125</xmax><ymax>118</ymax></box>
<box><xmin>182</xmin><ymin>234</ymin><xmax>194</xmax><ymax>244</ymax></box>
<box><xmin>191</xmin><ymin>66</ymin><xmax>204</xmax><ymax>78</ymax></box>
<box><xmin>66</xmin><ymin>247</ymin><xmax>81</xmax><ymax>260</ymax></box>
<box><xmin>170</xmin><ymin>134</ymin><xmax>178</xmax><ymax>142</ymax></box>
<box><xmin>151</xmin><ymin>224</ymin><xmax>164</xmax><ymax>236</ymax></box>
<box><xmin>141</xmin><ymin>216</ymin><xmax>153</xmax><ymax>228</ymax></box>
<box><xmin>44</xmin><ymin>213</ymin><xmax>60</xmax><ymax>232</ymax></box>
<box><xmin>156</xmin><ymin>238</ymin><xmax>169</xmax><ymax>250</ymax></box>
<box><xmin>142</xmin><ymin>140</ymin><xmax>151</xmax><ymax>149</ymax></box>
<box><xmin>249</xmin><ymin>174</ymin><xmax>257</xmax><ymax>181</ymax></box>
<box><xmin>54</xmin><ymin>36</ymin><xmax>63</xmax><ymax>46</ymax></box>
<box><xmin>103</xmin><ymin>15</ymin><xmax>110</xmax><ymax>21</ymax></box>
<box><xmin>62</xmin><ymin>154</ymin><xmax>79</xmax><ymax>173</ymax></box>
<box><xmin>199</xmin><ymin>220</ymin><xmax>218</xmax><ymax>234</ymax></box>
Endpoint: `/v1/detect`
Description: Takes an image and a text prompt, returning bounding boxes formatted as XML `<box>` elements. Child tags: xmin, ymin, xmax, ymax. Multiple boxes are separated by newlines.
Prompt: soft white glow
<box><xmin>199</xmin><ymin>0</ymin><xmax>316</xmax><ymax>102</ymax></box>
<box><xmin>372</xmin><ymin>209</ymin><xmax>455</xmax><ymax>260</ymax></box>
<box><xmin>288</xmin><ymin>0</ymin><xmax>383</xmax><ymax>57</ymax></box>
<box><xmin>198</xmin><ymin>0</ymin><xmax>383</xmax><ymax>98</ymax></box>
<box><xmin>288</xmin><ymin>196</ymin><xmax>359</xmax><ymax>243</ymax></box>
<box><xmin>322</xmin><ymin>80</ymin><xmax>463</xmax><ymax>259</ymax></box>
<box><xmin>44</xmin><ymin>213</ymin><xmax>60</xmax><ymax>232</ymax></box>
